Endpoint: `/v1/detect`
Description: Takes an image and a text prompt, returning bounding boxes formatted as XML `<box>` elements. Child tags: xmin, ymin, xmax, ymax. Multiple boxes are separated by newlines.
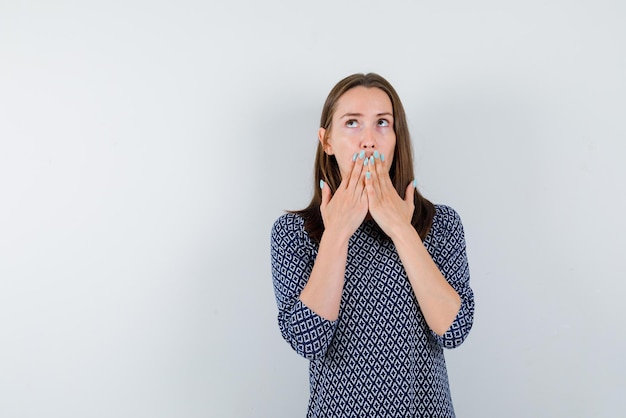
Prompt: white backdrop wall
<box><xmin>1</xmin><ymin>1</ymin><xmax>625</xmax><ymax>417</ymax></box>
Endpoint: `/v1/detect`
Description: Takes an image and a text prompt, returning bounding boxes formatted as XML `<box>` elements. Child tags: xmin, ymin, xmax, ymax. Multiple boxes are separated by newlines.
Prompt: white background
<box><xmin>1</xmin><ymin>1</ymin><xmax>625</xmax><ymax>417</ymax></box>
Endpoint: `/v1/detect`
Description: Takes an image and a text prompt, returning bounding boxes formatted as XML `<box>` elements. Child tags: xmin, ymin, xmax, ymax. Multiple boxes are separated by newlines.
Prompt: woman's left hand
<box><xmin>364</xmin><ymin>153</ymin><xmax>415</xmax><ymax>239</ymax></box>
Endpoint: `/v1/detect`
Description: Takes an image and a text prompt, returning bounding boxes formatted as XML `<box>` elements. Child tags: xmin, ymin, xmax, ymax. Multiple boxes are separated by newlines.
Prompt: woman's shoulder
<box><xmin>271</xmin><ymin>212</ymin><xmax>310</xmax><ymax>244</ymax></box>
<box><xmin>431</xmin><ymin>204</ymin><xmax>465</xmax><ymax>236</ymax></box>
<box><xmin>272</xmin><ymin>212</ymin><xmax>305</xmax><ymax>232</ymax></box>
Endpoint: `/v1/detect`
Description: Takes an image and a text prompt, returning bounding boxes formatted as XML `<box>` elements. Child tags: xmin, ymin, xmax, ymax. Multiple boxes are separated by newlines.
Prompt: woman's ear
<box><xmin>318</xmin><ymin>127</ymin><xmax>333</xmax><ymax>155</ymax></box>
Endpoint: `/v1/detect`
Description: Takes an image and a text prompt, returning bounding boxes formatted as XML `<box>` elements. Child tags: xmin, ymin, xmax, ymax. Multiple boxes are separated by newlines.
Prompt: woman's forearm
<box><xmin>390</xmin><ymin>224</ymin><xmax>461</xmax><ymax>336</ymax></box>
<box><xmin>299</xmin><ymin>229</ymin><xmax>351</xmax><ymax>321</ymax></box>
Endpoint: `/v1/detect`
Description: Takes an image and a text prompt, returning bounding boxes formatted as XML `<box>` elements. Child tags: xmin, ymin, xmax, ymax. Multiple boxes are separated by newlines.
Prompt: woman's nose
<box><xmin>360</xmin><ymin>128</ymin><xmax>376</xmax><ymax>149</ymax></box>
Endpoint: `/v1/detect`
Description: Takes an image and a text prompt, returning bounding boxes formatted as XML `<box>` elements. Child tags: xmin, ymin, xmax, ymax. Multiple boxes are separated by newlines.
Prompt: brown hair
<box><xmin>293</xmin><ymin>73</ymin><xmax>435</xmax><ymax>242</ymax></box>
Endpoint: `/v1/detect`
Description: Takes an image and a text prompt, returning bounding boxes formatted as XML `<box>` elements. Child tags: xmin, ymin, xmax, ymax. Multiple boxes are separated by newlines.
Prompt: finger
<box><xmin>365</xmin><ymin>169</ymin><xmax>375</xmax><ymax>204</ymax></box>
<box><xmin>363</xmin><ymin>155</ymin><xmax>376</xmax><ymax>198</ymax></box>
<box><xmin>320</xmin><ymin>179</ymin><xmax>332</xmax><ymax>210</ymax></box>
<box><xmin>371</xmin><ymin>153</ymin><xmax>385</xmax><ymax>196</ymax></box>
<box><xmin>346</xmin><ymin>151</ymin><xmax>365</xmax><ymax>190</ymax></box>
<box><xmin>376</xmin><ymin>152</ymin><xmax>395</xmax><ymax>192</ymax></box>
<box><xmin>364</xmin><ymin>153</ymin><xmax>386</xmax><ymax>202</ymax></box>
<box><xmin>352</xmin><ymin>151</ymin><xmax>369</xmax><ymax>194</ymax></box>
<box><xmin>337</xmin><ymin>152</ymin><xmax>357</xmax><ymax>188</ymax></box>
<box><xmin>366</xmin><ymin>156</ymin><xmax>384</xmax><ymax>206</ymax></box>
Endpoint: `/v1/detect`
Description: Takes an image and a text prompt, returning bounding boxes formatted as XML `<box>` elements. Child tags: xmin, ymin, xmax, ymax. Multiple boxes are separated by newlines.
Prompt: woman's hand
<box><xmin>302</xmin><ymin>153</ymin><xmax>368</xmax><ymax>320</ymax></box>
<box><xmin>364</xmin><ymin>153</ymin><xmax>415</xmax><ymax>239</ymax></box>
<box><xmin>320</xmin><ymin>153</ymin><xmax>369</xmax><ymax>242</ymax></box>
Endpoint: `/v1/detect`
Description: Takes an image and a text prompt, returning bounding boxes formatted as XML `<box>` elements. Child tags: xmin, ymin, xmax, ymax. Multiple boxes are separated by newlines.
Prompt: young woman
<box><xmin>271</xmin><ymin>73</ymin><xmax>475</xmax><ymax>417</ymax></box>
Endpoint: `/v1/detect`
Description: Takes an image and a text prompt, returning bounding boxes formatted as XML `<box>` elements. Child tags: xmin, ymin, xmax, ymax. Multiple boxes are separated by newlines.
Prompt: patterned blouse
<box><xmin>271</xmin><ymin>205</ymin><xmax>475</xmax><ymax>417</ymax></box>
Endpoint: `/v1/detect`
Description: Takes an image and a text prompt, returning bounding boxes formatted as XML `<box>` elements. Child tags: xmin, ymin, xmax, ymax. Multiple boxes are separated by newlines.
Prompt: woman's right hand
<box><xmin>320</xmin><ymin>153</ymin><xmax>369</xmax><ymax>242</ymax></box>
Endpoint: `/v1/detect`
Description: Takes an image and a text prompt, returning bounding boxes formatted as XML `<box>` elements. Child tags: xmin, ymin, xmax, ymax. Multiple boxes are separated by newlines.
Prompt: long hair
<box><xmin>293</xmin><ymin>73</ymin><xmax>435</xmax><ymax>243</ymax></box>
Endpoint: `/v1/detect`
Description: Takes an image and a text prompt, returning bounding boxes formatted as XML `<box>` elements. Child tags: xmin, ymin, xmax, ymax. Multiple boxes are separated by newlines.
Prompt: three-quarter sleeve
<box><xmin>429</xmin><ymin>206</ymin><xmax>475</xmax><ymax>349</ymax></box>
<box><xmin>270</xmin><ymin>214</ymin><xmax>338</xmax><ymax>360</ymax></box>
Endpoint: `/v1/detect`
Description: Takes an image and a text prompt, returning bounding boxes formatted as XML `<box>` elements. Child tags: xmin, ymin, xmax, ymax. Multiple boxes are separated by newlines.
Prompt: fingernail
<box><xmin>352</xmin><ymin>152</ymin><xmax>358</xmax><ymax>162</ymax></box>
<box><xmin>320</xmin><ymin>179</ymin><xmax>325</xmax><ymax>189</ymax></box>
<box><xmin>381</xmin><ymin>153</ymin><xmax>385</xmax><ymax>162</ymax></box>
<box><xmin>412</xmin><ymin>179</ymin><xmax>417</xmax><ymax>188</ymax></box>
<box><xmin>369</xmin><ymin>156</ymin><xmax>374</xmax><ymax>165</ymax></box>
<box><xmin>359</xmin><ymin>150</ymin><xmax>365</xmax><ymax>159</ymax></box>
<box><xmin>363</xmin><ymin>157</ymin><xmax>368</xmax><ymax>166</ymax></box>
<box><xmin>373</xmin><ymin>150</ymin><xmax>380</xmax><ymax>159</ymax></box>
<box><xmin>366</xmin><ymin>172</ymin><xmax>371</xmax><ymax>180</ymax></box>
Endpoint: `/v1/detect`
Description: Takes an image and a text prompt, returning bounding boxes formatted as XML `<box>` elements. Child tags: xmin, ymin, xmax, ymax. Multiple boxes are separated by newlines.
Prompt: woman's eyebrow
<box><xmin>339</xmin><ymin>112</ymin><xmax>393</xmax><ymax>118</ymax></box>
<box><xmin>339</xmin><ymin>112</ymin><xmax>363</xmax><ymax>119</ymax></box>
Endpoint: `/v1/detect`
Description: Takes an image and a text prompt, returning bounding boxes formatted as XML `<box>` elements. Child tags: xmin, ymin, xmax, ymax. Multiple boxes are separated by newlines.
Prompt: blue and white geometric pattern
<box><xmin>271</xmin><ymin>205</ymin><xmax>475</xmax><ymax>418</ymax></box>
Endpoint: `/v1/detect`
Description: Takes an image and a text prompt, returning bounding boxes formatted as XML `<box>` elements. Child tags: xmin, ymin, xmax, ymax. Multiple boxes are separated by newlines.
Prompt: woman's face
<box><xmin>319</xmin><ymin>86</ymin><xmax>396</xmax><ymax>180</ymax></box>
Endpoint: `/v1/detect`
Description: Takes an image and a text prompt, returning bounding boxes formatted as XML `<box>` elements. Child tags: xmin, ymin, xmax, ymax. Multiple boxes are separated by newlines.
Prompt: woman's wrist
<box><xmin>387</xmin><ymin>219</ymin><xmax>420</xmax><ymax>245</ymax></box>
<box><xmin>320</xmin><ymin>225</ymin><xmax>353</xmax><ymax>249</ymax></box>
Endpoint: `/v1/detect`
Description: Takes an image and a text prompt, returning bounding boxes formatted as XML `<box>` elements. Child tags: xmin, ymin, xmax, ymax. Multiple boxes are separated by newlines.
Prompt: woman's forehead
<box><xmin>334</xmin><ymin>87</ymin><xmax>393</xmax><ymax>116</ymax></box>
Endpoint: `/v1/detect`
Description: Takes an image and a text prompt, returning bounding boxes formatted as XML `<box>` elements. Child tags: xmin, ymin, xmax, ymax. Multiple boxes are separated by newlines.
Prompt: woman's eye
<box><xmin>346</xmin><ymin>120</ymin><xmax>358</xmax><ymax>128</ymax></box>
<box><xmin>378</xmin><ymin>119</ymin><xmax>390</xmax><ymax>127</ymax></box>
